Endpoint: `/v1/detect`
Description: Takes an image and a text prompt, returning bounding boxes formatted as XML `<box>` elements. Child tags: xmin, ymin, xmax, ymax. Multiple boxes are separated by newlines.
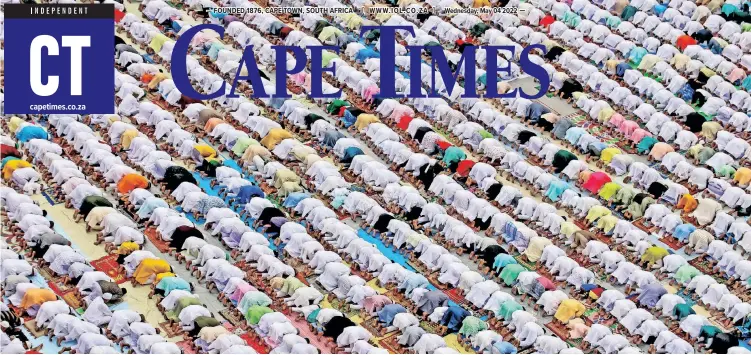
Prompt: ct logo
<box><xmin>4</xmin><ymin>4</ymin><xmax>114</xmax><ymax>114</ymax></box>
<box><xmin>30</xmin><ymin>35</ymin><xmax>91</xmax><ymax>97</ymax></box>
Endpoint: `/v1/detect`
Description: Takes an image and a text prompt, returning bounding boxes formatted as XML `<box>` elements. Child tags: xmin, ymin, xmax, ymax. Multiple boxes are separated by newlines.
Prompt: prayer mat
<box><xmin>144</xmin><ymin>226</ymin><xmax>171</xmax><ymax>253</ymax></box>
<box><xmin>574</xmin><ymin>219</ymin><xmax>588</xmax><ymax>230</ymax></box>
<box><xmin>513</xmin><ymin>254</ymin><xmax>538</xmax><ymax>271</ymax></box>
<box><xmin>24</xmin><ymin>320</ymin><xmax>46</xmax><ymax>338</ymax></box>
<box><xmin>658</xmin><ymin>236</ymin><xmax>684</xmax><ymax>251</ymax></box>
<box><xmin>239</xmin><ymin>333</ymin><xmax>270</xmax><ymax>354</ymax></box>
<box><xmin>593</xmin><ymin>232</ymin><xmax>613</xmax><ymax>244</ymax></box>
<box><xmin>420</xmin><ymin>320</ymin><xmax>446</xmax><ymax>336</ymax></box>
<box><xmin>518</xmin><ymin>346</ymin><xmax>536</xmax><ymax>354</ymax></box>
<box><xmin>91</xmin><ymin>254</ymin><xmax>127</xmax><ymax>284</ymax></box>
<box><xmin>41</xmin><ymin>187</ymin><xmax>63</xmax><ymax>205</ymax></box>
<box><xmin>60</xmin><ymin>288</ymin><xmax>83</xmax><ymax>310</ymax></box>
<box><xmin>632</xmin><ymin>218</ymin><xmax>653</xmax><ymax>234</ymax></box>
<box><xmin>427</xmin><ymin>273</ymin><xmax>449</xmax><ymax>290</ymax></box>
<box><xmin>362</xmin><ymin>316</ymin><xmax>395</xmax><ymax>338</ymax></box>
<box><xmin>159</xmin><ymin>321</ymin><xmax>183</xmax><ymax>338</ymax></box>
<box><xmin>175</xmin><ymin>340</ymin><xmax>197</xmax><ymax>354</ymax></box>
<box><xmin>617</xmin><ymin>141</ymin><xmax>638</xmax><ymax>154</ymax></box>
<box><xmin>688</xmin><ymin>257</ymin><xmax>726</xmax><ymax>284</ymax></box>
<box><xmin>286</xmin><ymin>313</ymin><xmax>336</xmax><ymax>353</ymax></box>
<box><xmin>444</xmin><ymin>288</ymin><xmax>470</xmax><ymax>308</ymax></box>
<box><xmin>218</xmin><ymin>308</ymin><xmax>245</xmax><ymax>329</ymax></box>
<box><xmin>378</xmin><ymin>333</ymin><xmax>404</xmax><ymax>353</ymax></box>
<box><xmin>329</xmin><ymin>296</ymin><xmax>359</xmax><ymax>318</ymax></box>
<box><xmin>545</xmin><ymin>321</ymin><xmax>570</xmax><ymax>341</ymax></box>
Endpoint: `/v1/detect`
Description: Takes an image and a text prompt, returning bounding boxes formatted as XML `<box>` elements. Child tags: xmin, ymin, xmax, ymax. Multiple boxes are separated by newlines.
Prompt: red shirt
<box><xmin>456</xmin><ymin>159</ymin><xmax>476</xmax><ymax>177</ymax></box>
<box><xmin>676</xmin><ymin>35</ymin><xmax>697</xmax><ymax>51</ymax></box>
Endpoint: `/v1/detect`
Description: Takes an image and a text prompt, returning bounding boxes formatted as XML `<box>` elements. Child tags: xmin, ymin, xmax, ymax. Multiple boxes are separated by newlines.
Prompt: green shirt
<box><xmin>245</xmin><ymin>306</ymin><xmax>274</xmax><ymax>325</ymax></box>
<box><xmin>500</xmin><ymin>264</ymin><xmax>527</xmax><ymax>286</ymax></box>
<box><xmin>673</xmin><ymin>303</ymin><xmax>695</xmax><ymax>320</ymax></box>
<box><xmin>458</xmin><ymin>316</ymin><xmax>487</xmax><ymax>336</ymax></box>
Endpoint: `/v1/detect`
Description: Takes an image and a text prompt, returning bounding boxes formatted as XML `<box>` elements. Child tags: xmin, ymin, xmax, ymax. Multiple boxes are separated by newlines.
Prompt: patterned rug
<box><xmin>329</xmin><ymin>296</ymin><xmax>358</xmax><ymax>318</ymax></box>
<box><xmin>420</xmin><ymin>320</ymin><xmax>446</xmax><ymax>336</ymax></box>
<box><xmin>378</xmin><ymin>333</ymin><xmax>404</xmax><ymax>354</ymax></box>
<box><xmin>175</xmin><ymin>340</ymin><xmax>196</xmax><ymax>354</ymax></box>
<box><xmin>240</xmin><ymin>333</ymin><xmax>269</xmax><ymax>354</ymax></box>
<box><xmin>574</xmin><ymin>219</ymin><xmax>588</xmax><ymax>230</ymax></box>
<box><xmin>444</xmin><ymin>288</ymin><xmax>470</xmax><ymax>307</ymax></box>
<box><xmin>362</xmin><ymin>316</ymin><xmax>394</xmax><ymax>337</ymax></box>
<box><xmin>658</xmin><ymin>236</ymin><xmax>684</xmax><ymax>251</ymax></box>
<box><xmin>41</xmin><ymin>187</ymin><xmax>63</xmax><ymax>205</ymax></box>
<box><xmin>218</xmin><ymin>308</ymin><xmax>245</xmax><ymax>329</ymax></box>
<box><xmin>545</xmin><ymin>321</ymin><xmax>570</xmax><ymax>341</ymax></box>
<box><xmin>593</xmin><ymin>233</ymin><xmax>613</xmax><ymax>245</ymax></box>
<box><xmin>688</xmin><ymin>257</ymin><xmax>725</xmax><ymax>284</ymax></box>
<box><xmin>427</xmin><ymin>273</ymin><xmax>449</xmax><ymax>290</ymax></box>
<box><xmin>518</xmin><ymin>346</ymin><xmax>536</xmax><ymax>354</ymax></box>
<box><xmin>90</xmin><ymin>254</ymin><xmax>127</xmax><ymax>284</ymax></box>
<box><xmin>632</xmin><ymin>218</ymin><xmax>653</xmax><ymax>234</ymax></box>
<box><xmin>144</xmin><ymin>226</ymin><xmax>171</xmax><ymax>253</ymax></box>
<box><xmin>159</xmin><ymin>321</ymin><xmax>182</xmax><ymax>338</ymax></box>
<box><xmin>513</xmin><ymin>254</ymin><xmax>538</xmax><ymax>271</ymax></box>
<box><xmin>61</xmin><ymin>289</ymin><xmax>84</xmax><ymax>310</ymax></box>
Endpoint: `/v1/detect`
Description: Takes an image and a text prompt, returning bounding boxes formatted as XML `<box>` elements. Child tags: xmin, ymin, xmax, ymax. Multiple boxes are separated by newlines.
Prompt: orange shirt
<box><xmin>117</xmin><ymin>173</ymin><xmax>149</xmax><ymax>194</ymax></box>
<box><xmin>20</xmin><ymin>288</ymin><xmax>56</xmax><ymax>309</ymax></box>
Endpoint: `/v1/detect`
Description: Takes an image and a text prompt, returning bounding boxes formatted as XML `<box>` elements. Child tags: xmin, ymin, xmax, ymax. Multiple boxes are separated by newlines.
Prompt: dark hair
<box><xmin>121</xmin><ymin>288</ymin><xmax>128</xmax><ymax>295</ymax></box>
<box><xmin>42</xmin><ymin>210</ymin><xmax>48</xmax><ymax>217</ymax></box>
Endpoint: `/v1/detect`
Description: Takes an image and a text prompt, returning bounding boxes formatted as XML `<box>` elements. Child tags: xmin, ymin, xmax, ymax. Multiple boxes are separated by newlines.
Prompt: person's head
<box><xmin>155</xmin><ymin>328</ymin><xmax>162</xmax><ymax>334</ymax></box>
<box><xmin>121</xmin><ymin>288</ymin><xmax>128</xmax><ymax>295</ymax></box>
<box><xmin>0</xmin><ymin>321</ymin><xmax>8</xmax><ymax>330</ymax></box>
<box><xmin>189</xmin><ymin>282</ymin><xmax>195</xmax><ymax>291</ymax></box>
<box><xmin>42</xmin><ymin>210</ymin><xmax>47</xmax><ymax>217</ymax></box>
<box><xmin>49</xmin><ymin>221</ymin><xmax>54</xmax><ymax>228</ymax></box>
<box><xmin>140</xmin><ymin>314</ymin><xmax>146</xmax><ymax>322</ymax></box>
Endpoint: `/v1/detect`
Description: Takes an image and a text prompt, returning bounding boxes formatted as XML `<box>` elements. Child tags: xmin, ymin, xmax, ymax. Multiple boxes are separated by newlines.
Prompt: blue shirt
<box><xmin>493</xmin><ymin>341</ymin><xmax>518</xmax><ymax>354</ymax></box>
<box><xmin>16</xmin><ymin>126</ymin><xmax>47</xmax><ymax>143</ymax></box>
<box><xmin>377</xmin><ymin>304</ymin><xmax>406</xmax><ymax>326</ymax></box>
<box><xmin>137</xmin><ymin>197</ymin><xmax>169</xmax><ymax>219</ymax></box>
<box><xmin>441</xmin><ymin>306</ymin><xmax>470</xmax><ymax>331</ymax></box>
<box><xmin>238</xmin><ymin>185</ymin><xmax>265</xmax><ymax>204</ymax></box>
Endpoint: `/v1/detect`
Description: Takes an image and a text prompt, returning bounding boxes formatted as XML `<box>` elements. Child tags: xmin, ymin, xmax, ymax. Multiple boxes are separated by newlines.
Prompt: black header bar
<box><xmin>4</xmin><ymin>4</ymin><xmax>114</xmax><ymax>19</ymax></box>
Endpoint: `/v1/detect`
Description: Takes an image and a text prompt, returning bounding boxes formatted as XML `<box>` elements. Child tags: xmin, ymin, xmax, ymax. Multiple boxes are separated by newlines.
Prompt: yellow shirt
<box><xmin>8</xmin><ymin>116</ymin><xmax>23</xmax><ymax>134</ymax></box>
<box><xmin>147</xmin><ymin>73</ymin><xmax>169</xmax><ymax>90</ymax></box>
<box><xmin>259</xmin><ymin>128</ymin><xmax>293</xmax><ymax>150</ymax></box>
<box><xmin>354</xmin><ymin>114</ymin><xmax>380</xmax><ymax>131</ymax></box>
<box><xmin>121</xmin><ymin>129</ymin><xmax>140</xmax><ymax>150</ymax></box>
<box><xmin>2</xmin><ymin>159</ymin><xmax>31</xmax><ymax>180</ymax></box>
<box><xmin>133</xmin><ymin>258</ymin><xmax>172</xmax><ymax>284</ymax></box>
<box><xmin>472</xmin><ymin>0</ymin><xmax>490</xmax><ymax>7</ymax></box>
<box><xmin>734</xmin><ymin>167</ymin><xmax>751</xmax><ymax>185</ymax></box>
<box><xmin>118</xmin><ymin>242</ymin><xmax>140</xmax><ymax>254</ymax></box>
<box><xmin>193</xmin><ymin>144</ymin><xmax>217</xmax><ymax>160</ymax></box>
<box><xmin>554</xmin><ymin>299</ymin><xmax>586</xmax><ymax>322</ymax></box>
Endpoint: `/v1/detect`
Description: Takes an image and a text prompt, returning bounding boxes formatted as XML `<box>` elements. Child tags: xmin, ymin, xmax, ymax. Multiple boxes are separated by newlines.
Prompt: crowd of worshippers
<box><xmin>6</xmin><ymin>0</ymin><xmax>751</xmax><ymax>351</ymax></box>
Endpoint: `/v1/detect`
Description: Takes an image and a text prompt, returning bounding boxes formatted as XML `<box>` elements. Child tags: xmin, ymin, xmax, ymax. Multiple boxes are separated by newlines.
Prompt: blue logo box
<box><xmin>4</xmin><ymin>4</ymin><xmax>115</xmax><ymax>114</ymax></box>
